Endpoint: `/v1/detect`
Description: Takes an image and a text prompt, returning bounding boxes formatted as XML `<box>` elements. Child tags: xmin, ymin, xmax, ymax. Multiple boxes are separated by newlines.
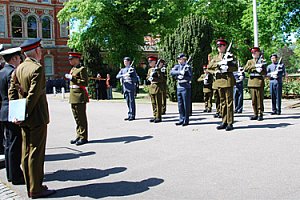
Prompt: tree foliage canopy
<box><xmin>58</xmin><ymin>0</ymin><xmax>192</xmax><ymax>65</ymax></box>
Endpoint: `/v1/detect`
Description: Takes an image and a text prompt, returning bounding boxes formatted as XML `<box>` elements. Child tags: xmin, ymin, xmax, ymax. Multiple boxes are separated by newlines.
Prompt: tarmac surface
<box><xmin>0</xmin><ymin>95</ymin><xmax>300</xmax><ymax>199</ymax></box>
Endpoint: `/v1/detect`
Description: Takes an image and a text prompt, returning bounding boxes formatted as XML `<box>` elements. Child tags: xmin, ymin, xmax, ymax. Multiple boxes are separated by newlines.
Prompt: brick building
<box><xmin>0</xmin><ymin>0</ymin><xmax>70</xmax><ymax>78</ymax></box>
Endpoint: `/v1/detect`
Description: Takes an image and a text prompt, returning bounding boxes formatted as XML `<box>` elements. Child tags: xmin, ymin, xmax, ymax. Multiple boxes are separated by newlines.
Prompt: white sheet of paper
<box><xmin>8</xmin><ymin>98</ymin><xmax>26</xmax><ymax>122</ymax></box>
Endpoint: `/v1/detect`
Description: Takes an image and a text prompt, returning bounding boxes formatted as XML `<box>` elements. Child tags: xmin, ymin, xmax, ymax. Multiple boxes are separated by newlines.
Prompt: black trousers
<box><xmin>3</xmin><ymin>121</ymin><xmax>23</xmax><ymax>183</ymax></box>
<box><xmin>0</xmin><ymin>122</ymin><xmax>4</xmax><ymax>154</ymax></box>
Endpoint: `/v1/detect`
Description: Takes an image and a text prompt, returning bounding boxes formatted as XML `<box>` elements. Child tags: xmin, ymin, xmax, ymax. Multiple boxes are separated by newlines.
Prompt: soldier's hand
<box><xmin>220</xmin><ymin>65</ymin><xmax>228</xmax><ymax>73</ymax></box>
<box><xmin>65</xmin><ymin>74</ymin><xmax>72</xmax><ymax>80</ymax></box>
<box><xmin>218</xmin><ymin>60</ymin><xmax>227</xmax><ymax>66</ymax></box>
<box><xmin>256</xmin><ymin>67</ymin><xmax>262</xmax><ymax>73</ymax></box>
<box><xmin>255</xmin><ymin>64</ymin><xmax>263</xmax><ymax>68</ymax></box>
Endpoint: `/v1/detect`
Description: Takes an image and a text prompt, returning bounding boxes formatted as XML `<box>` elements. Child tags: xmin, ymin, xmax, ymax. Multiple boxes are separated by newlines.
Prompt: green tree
<box><xmin>193</xmin><ymin>0</ymin><xmax>251</xmax><ymax>64</ymax></box>
<box><xmin>241</xmin><ymin>0</ymin><xmax>300</xmax><ymax>50</ymax></box>
<box><xmin>57</xmin><ymin>0</ymin><xmax>193</xmax><ymax>66</ymax></box>
<box><xmin>160</xmin><ymin>15</ymin><xmax>213</xmax><ymax>102</ymax></box>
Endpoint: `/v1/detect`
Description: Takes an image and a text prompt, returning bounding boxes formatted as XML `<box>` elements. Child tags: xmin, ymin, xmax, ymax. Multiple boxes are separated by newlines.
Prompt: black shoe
<box><xmin>154</xmin><ymin>119</ymin><xmax>162</xmax><ymax>123</ymax></box>
<box><xmin>237</xmin><ymin>110</ymin><xmax>242</xmax><ymax>113</ymax></box>
<box><xmin>12</xmin><ymin>178</ymin><xmax>25</xmax><ymax>185</ymax></box>
<box><xmin>124</xmin><ymin>117</ymin><xmax>129</xmax><ymax>121</ymax></box>
<box><xmin>149</xmin><ymin>118</ymin><xmax>155</xmax><ymax>122</ymax></box>
<box><xmin>76</xmin><ymin>139</ymin><xmax>88</xmax><ymax>146</ymax></box>
<box><xmin>175</xmin><ymin>121</ymin><xmax>183</xmax><ymax>126</ymax></box>
<box><xmin>276</xmin><ymin>112</ymin><xmax>281</xmax><ymax>115</ymax></box>
<box><xmin>214</xmin><ymin>113</ymin><xmax>220</xmax><ymax>118</ymax></box>
<box><xmin>271</xmin><ymin>112</ymin><xmax>276</xmax><ymax>115</ymax></box>
<box><xmin>257</xmin><ymin>116</ymin><xmax>263</xmax><ymax>121</ymax></box>
<box><xmin>208</xmin><ymin>109</ymin><xmax>212</xmax><ymax>113</ymax></box>
<box><xmin>225</xmin><ymin>124</ymin><xmax>234</xmax><ymax>131</ymax></box>
<box><xmin>218</xmin><ymin>115</ymin><xmax>222</xmax><ymax>118</ymax></box>
<box><xmin>250</xmin><ymin>115</ymin><xmax>258</xmax><ymax>120</ymax></box>
<box><xmin>217</xmin><ymin>123</ymin><xmax>227</xmax><ymax>130</ymax></box>
<box><xmin>234</xmin><ymin>110</ymin><xmax>238</xmax><ymax>113</ymax></box>
<box><xmin>128</xmin><ymin>118</ymin><xmax>135</xmax><ymax>121</ymax></box>
<box><xmin>70</xmin><ymin>138</ymin><xmax>79</xmax><ymax>144</ymax></box>
<box><xmin>28</xmin><ymin>189</ymin><xmax>56</xmax><ymax>199</ymax></box>
<box><xmin>182</xmin><ymin>122</ymin><xmax>189</xmax><ymax>126</ymax></box>
<box><xmin>203</xmin><ymin>109</ymin><xmax>208</xmax><ymax>113</ymax></box>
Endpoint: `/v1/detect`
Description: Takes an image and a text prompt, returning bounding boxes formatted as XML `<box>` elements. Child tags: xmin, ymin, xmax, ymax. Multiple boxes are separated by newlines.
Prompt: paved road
<box><xmin>0</xmin><ymin>96</ymin><xmax>300</xmax><ymax>199</ymax></box>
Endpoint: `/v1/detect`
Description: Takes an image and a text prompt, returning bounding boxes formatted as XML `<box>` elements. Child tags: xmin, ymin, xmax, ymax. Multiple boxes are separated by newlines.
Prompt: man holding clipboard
<box><xmin>8</xmin><ymin>38</ymin><xmax>55</xmax><ymax>198</ymax></box>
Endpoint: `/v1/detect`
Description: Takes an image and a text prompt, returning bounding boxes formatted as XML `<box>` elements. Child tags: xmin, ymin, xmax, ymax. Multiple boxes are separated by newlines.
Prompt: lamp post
<box><xmin>253</xmin><ymin>0</ymin><xmax>259</xmax><ymax>47</ymax></box>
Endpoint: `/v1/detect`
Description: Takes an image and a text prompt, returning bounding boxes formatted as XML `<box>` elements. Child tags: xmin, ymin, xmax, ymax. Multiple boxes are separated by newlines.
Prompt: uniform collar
<box><xmin>27</xmin><ymin>57</ymin><xmax>39</xmax><ymax>63</ymax></box>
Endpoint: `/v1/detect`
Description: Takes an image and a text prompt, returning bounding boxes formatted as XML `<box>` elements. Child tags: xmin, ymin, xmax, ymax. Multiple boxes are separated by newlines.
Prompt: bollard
<box><xmin>53</xmin><ymin>86</ymin><xmax>56</xmax><ymax>96</ymax></box>
<box><xmin>61</xmin><ymin>87</ymin><xmax>65</xmax><ymax>99</ymax></box>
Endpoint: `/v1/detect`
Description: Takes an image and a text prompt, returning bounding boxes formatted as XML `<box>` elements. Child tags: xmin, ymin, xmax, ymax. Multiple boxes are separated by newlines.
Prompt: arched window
<box><xmin>27</xmin><ymin>16</ymin><xmax>37</xmax><ymax>38</ymax></box>
<box><xmin>42</xmin><ymin>16</ymin><xmax>51</xmax><ymax>38</ymax></box>
<box><xmin>12</xmin><ymin>15</ymin><xmax>22</xmax><ymax>38</ymax></box>
<box><xmin>44</xmin><ymin>56</ymin><xmax>54</xmax><ymax>76</ymax></box>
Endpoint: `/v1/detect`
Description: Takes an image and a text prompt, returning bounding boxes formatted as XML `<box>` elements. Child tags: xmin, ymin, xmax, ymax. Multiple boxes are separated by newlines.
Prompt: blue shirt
<box><xmin>170</xmin><ymin>63</ymin><xmax>192</xmax><ymax>89</ymax></box>
<box><xmin>116</xmin><ymin>66</ymin><xmax>138</xmax><ymax>92</ymax></box>
<box><xmin>267</xmin><ymin>62</ymin><xmax>286</xmax><ymax>83</ymax></box>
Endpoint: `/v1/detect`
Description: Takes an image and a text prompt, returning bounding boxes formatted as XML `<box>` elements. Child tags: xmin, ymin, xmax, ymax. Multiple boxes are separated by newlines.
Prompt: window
<box><xmin>27</xmin><ymin>16</ymin><xmax>37</xmax><ymax>38</ymax></box>
<box><xmin>44</xmin><ymin>56</ymin><xmax>54</xmax><ymax>75</ymax></box>
<box><xmin>60</xmin><ymin>22</ymin><xmax>68</xmax><ymax>38</ymax></box>
<box><xmin>42</xmin><ymin>16</ymin><xmax>51</xmax><ymax>38</ymax></box>
<box><xmin>42</xmin><ymin>0</ymin><xmax>50</xmax><ymax>3</ymax></box>
<box><xmin>12</xmin><ymin>15</ymin><xmax>22</xmax><ymax>38</ymax></box>
<box><xmin>0</xmin><ymin>15</ymin><xmax>5</xmax><ymax>37</ymax></box>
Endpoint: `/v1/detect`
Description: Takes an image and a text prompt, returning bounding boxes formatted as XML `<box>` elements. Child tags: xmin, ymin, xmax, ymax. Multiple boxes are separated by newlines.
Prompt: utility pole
<box><xmin>253</xmin><ymin>0</ymin><xmax>259</xmax><ymax>47</ymax></box>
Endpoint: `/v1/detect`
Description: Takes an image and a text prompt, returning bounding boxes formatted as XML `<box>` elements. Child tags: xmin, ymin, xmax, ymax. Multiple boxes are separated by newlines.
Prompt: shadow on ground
<box><xmin>89</xmin><ymin>135</ymin><xmax>153</xmax><ymax>144</ymax></box>
<box><xmin>45</xmin><ymin>167</ymin><xmax>126</xmax><ymax>182</ymax></box>
<box><xmin>48</xmin><ymin>178</ymin><xmax>164</xmax><ymax>199</ymax></box>
<box><xmin>235</xmin><ymin>123</ymin><xmax>293</xmax><ymax>130</ymax></box>
<box><xmin>45</xmin><ymin>151</ymin><xmax>96</xmax><ymax>162</ymax></box>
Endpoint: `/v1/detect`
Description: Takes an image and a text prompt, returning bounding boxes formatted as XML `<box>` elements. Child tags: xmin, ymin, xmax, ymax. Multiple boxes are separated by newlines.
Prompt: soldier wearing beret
<box><xmin>8</xmin><ymin>38</ymin><xmax>55</xmax><ymax>198</ymax></box>
<box><xmin>197</xmin><ymin>64</ymin><xmax>213</xmax><ymax>112</ymax></box>
<box><xmin>207</xmin><ymin>39</ymin><xmax>237</xmax><ymax>131</ymax></box>
<box><xmin>65</xmin><ymin>52</ymin><xmax>89</xmax><ymax>146</ymax></box>
<box><xmin>170</xmin><ymin>53</ymin><xmax>192</xmax><ymax>126</ymax></box>
<box><xmin>146</xmin><ymin>56</ymin><xmax>163</xmax><ymax>123</ymax></box>
<box><xmin>244</xmin><ymin>47</ymin><xmax>267</xmax><ymax>121</ymax></box>
<box><xmin>267</xmin><ymin>54</ymin><xmax>286</xmax><ymax>115</ymax></box>
<box><xmin>0</xmin><ymin>47</ymin><xmax>24</xmax><ymax>185</ymax></box>
<box><xmin>116</xmin><ymin>57</ymin><xmax>139</xmax><ymax>121</ymax></box>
